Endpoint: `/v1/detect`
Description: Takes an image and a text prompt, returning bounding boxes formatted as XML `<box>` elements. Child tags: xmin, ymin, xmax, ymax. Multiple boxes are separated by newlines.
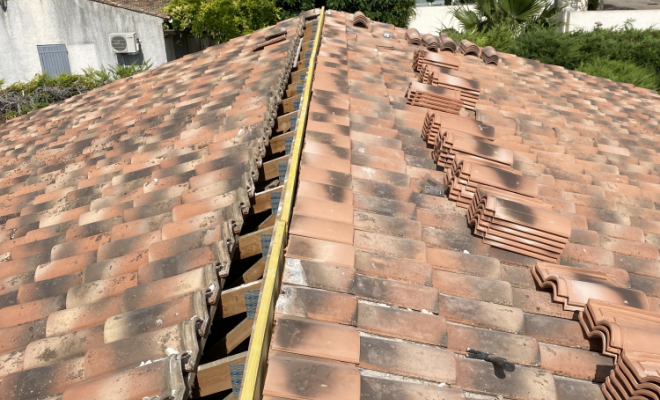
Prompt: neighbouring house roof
<box><xmin>261</xmin><ymin>10</ymin><xmax>660</xmax><ymax>400</ymax></box>
<box><xmin>89</xmin><ymin>0</ymin><xmax>171</xmax><ymax>19</ymax></box>
<box><xmin>0</xmin><ymin>14</ymin><xmax>305</xmax><ymax>399</ymax></box>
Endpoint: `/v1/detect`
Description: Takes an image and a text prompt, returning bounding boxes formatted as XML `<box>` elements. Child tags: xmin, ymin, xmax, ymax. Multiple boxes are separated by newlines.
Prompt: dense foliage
<box><xmin>446</xmin><ymin>23</ymin><xmax>660</xmax><ymax>92</ymax></box>
<box><xmin>277</xmin><ymin>0</ymin><xmax>417</xmax><ymax>28</ymax></box>
<box><xmin>0</xmin><ymin>62</ymin><xmax>151</xmax><ymax>123</ymax></box>
<box><xmin>164</xmin><ymin>0</ymin><xmax>416</xmax><ymax>43</ymax></box>
<box><xmin>445</xmin><ymin>0</ymin><xmax>660</xmax><ymax>92</ymax></box>
<box><xmin>164</xmin><ymin>0</ymin><xmax>281</xmax><ymax>42</ymax></box>
<box><xmin>452</xmin><ymin>0</ymin><xmax>563</xmax><ymax>33</ymax></box>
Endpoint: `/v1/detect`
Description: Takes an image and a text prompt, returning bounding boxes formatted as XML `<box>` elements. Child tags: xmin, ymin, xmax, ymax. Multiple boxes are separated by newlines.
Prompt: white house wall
<box><xmin>408</xmin><ymin>4</ymin><xmax>660</xmax><ymax>36</ymax></box>
<box><xmin>408</xmin><ymin>5</ymin><xmax>471</xmax><ymax>35</ymax></box>
<box><xmin>0</xmin><ymin>0</ymin><xmax>167</xmax><ymax>84</ymax></box>
<box><xmin>560</xmin><ymin>9</ymin><xmax>660</xmax><ymax>32</ymax></box>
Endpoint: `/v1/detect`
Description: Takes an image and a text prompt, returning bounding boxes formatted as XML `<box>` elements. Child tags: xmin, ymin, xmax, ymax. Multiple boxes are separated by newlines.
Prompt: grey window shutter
<box><xmin>37</xmin><ymin>44</ymin><xmax>72</xmax><ymax>77</ymax></box>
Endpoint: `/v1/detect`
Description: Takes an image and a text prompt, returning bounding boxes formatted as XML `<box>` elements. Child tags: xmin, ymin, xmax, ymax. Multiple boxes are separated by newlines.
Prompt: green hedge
<box><xmin>447</xmin><ymin>24</ymin><xmax>660</xmax><ymax>92</ymax></box>
<box><xmin>1</xmin><ymin>62</ymin><xmax>151</xmax><ymax>124</ymax></box>
<box><xmin>277</xmin><ymin>0</ymin><xmax>416</xmax><ymax>28</ymax></box>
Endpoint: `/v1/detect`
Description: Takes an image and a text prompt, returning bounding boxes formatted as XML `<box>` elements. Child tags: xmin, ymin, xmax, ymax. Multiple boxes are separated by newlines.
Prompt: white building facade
<box><xmin>0</xmin><ymin>0</ymin><xmax>169</xmax><ymax>84</ymax></box>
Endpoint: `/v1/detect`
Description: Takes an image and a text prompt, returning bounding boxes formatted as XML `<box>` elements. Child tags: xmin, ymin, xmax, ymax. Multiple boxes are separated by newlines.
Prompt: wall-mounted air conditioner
<box><xmin>109</xmin><ymin>33</ymin><xmax>139</xmax><ymax>54</ymax></box>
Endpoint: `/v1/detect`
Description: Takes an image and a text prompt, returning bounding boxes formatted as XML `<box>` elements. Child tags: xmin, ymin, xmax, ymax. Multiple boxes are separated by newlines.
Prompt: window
<box><xmin>37</xmin><ymin>44</ymin><xmax>71</xmax><ymax>77</ymax></box>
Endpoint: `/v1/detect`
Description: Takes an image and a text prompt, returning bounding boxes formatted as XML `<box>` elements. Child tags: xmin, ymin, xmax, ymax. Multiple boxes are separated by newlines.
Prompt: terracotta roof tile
<box><xmin>0</xmin><ymin>13</ymin><xmax>305</xmax><ymax>395</ymax></box>
<box><xmin>260</xmin><ymin>10</ymin><xmax>660</xmax><ymax>399</ymax></box>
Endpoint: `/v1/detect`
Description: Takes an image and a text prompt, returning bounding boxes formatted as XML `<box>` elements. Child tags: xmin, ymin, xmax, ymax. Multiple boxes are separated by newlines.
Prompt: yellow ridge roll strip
<box><xmin>239</xmin><ymin>8</ymin><xmax>325</xmax><ymax>400</ymax></box>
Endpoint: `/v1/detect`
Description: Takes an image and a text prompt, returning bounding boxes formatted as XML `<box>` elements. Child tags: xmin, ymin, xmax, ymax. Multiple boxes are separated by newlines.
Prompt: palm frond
<box><xmin>452</xmin><ymin>6</ymin><xmax>482</xmax><ymax>32</ymax></box>
<box><xmin>499</xmin><ymin>0</ymin><xmax>544</xmax><ymax>23</ymax></box>
<box><xmin>535</xmin><ymin>1</ymin><xmax>564</xmax><ymax>25</ymax></box>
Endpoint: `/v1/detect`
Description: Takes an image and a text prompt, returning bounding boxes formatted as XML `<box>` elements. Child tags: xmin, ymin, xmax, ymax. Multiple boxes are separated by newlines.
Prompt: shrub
<box><xmin>277</xmin><ymin>0</ymin><xmax>417</xmax><ymax>28</ymax></box>
<box><xmin>442</xmin><ymin>24</ymin><xmax>516</xmax><ymax>51</ymax></box>
<box><xmin>510</xmin><ymin>25</ymin><xmax>660</xmax><ymax>90</ymax></box>
<box><xmin>1</xmin><ymin>62</ymin><xmax>151</xmax><ymax>123</ymax></box>
<box><xmin>165</xmin><ymin>0</ymin><xmax>280</xmax><ymax>43</ymax></box>
<box><xmin>451</xmin><ymin>0</ymin><xmax>563</xmax><ymax>34</ymax></box>
<box><xmin>576</xmin><ymin>58</ymin><xmax>658</xmax><ymax>90</ymax></box>
<box><xmin>444</xmin><ymin>24</ymin><xmax>660</xmax><ymax>92</ymax></box>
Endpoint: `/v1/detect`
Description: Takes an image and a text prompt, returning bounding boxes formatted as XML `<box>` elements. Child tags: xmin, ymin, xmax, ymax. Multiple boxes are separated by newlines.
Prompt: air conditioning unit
<box><xmin>109</xmin><ymin>33</ymin><xmax>139</xmax><ymax>54</ymax></box>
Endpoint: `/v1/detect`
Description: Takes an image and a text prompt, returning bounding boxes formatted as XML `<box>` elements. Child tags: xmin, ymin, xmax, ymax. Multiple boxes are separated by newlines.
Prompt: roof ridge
<box><xmin>87</xmin><ymin>0</ymin><xmax>170</xmax><ymax>19</ymax></box>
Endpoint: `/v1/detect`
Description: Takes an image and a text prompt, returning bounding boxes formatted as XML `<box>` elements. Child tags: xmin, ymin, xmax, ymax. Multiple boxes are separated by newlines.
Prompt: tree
<box><xmin>277</xmin><ymin>0</ymin><xmax>417</xmax><ymax>28</ymax></box>
<box><xmin>164</xmin><ymin>0</ymin><xmax>280</xmax><ymax>43</ymax></box>
<box><xmin>452</xmin><ymin>0</ymin><xmax>563</xmax><ymax>34</ymax></box>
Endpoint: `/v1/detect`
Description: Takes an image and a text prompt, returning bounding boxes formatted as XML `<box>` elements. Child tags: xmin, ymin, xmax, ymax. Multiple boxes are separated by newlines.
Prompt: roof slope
<box><xmin>263</xmin><ymin>10</ymin><xmax>660</xmax><ymax>400</ymax></box>
<box><xmin>89</xmin><ymin>0</ymin><xmax>170</xmax><ymax>18</ymax></box>
<box><xmin>0</xmin><ymin>14</ymin><xmax>304</xmax><ymax>399</ymax></box>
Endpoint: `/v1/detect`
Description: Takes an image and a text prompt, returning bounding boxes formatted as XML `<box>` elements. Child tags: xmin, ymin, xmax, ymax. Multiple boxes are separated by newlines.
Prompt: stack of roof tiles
<box><xmin>419</xmin><ymin>68</ymin><xmax>481</xmax><ymax>110</ymax></box>
<box><xmin>422</xmin><ymin>33</ymin><xmax>440</xmax><ymax>51</ymax></box>
<box><xmin>580</xmin><ymin>300</ymin><xmax>660</xmax><ymax>399</ymax></box>
<box><xmin>459</xmin><ymin>39</ymin><xmax>481</xmax><ymax>56</ymax></box>
<box><xmin>533</xmin><ymin>257</ymin><xmax>660</xmax><ymax>400</ymax></box>
<box><xmin>534</xmin><ymin>261</ymin><xmax>660</xmax><ymax>399</ymax></box>
<box><xmin>418</xmin><ymin>64</ymin><xmax>456</xmax><ymax>86</ymax></box>
<box><xmin>439</xmin><ymin>32</ymin><xmax>458</xmax><ymax>53</ymax></box>
<box><xmin>434</xmin><ymin>132</ymin><xmax>514</xmax><ymax>168</ymax></box>
<box><xmin>352</xmin><ymin>11</ymin><xmax>369</xmax><ymax>28</ymax></box>
<box><xmin>534</xmin><ymin>263</ymin><xmax>647</xmax><ymax>311</ymax></box>
<box><xmin>405</xmin><ymin>27</ymin><xmax>421</xmax><ymax>45</ymax></box>
<box><xmin>439</xmin><ymin>129</ymin><xmax>573</xmax><ymax>260</ymax></box>
<box><xmin>406</xmin><ymin>81</ymin><xmax>465</xmax><ymax>114</ymax></box>
<box><xmin>413</xmin><ymin>43</ymin><xmax>574</xmax><ymax>262</ymax></box>
<box><xmin>406</xmin><ymin>79</ymin><xmax>464</xmax><ymax>115</ymax></box>
<box><xmin>466</xmin><ymin>188</ymin><xmax>571</xmax><ymax>262</ymax></box>
<box><xmin>261</xmin><ymin>10</ymin><xmax>660</xmax><ymax>400</ymax></box>
<box><xmin>605</xmin><ymin>350</ymin><xmax>660</xmax><ymax>399</ymax></box>
<box><xmin>421</xmin><ymin>110</ymin><xmax>495</xmax><ymax>146</ymax></box>
<box><xmin>448</xmin><ymin>162</ymin><xmax>536</xmax><ymax>202</ymax></box>
<box><xmin>0</xmin><ymin>13</ymin><xmax>310</xmax><ymax>400</ymax></box>
<box><xmin>481</xmin><ymin>46</ymin><xmax>500</xmax><ymax>65</ymax></box>
<box><xmin>582</xmin><ymin>299</ymin><xmax>656</xmax><ymax>354</ymax></box>
<box><xmin>413</xmin><ymin>48</ymin><xmax>460</xmax><ymax>71</ymax></box>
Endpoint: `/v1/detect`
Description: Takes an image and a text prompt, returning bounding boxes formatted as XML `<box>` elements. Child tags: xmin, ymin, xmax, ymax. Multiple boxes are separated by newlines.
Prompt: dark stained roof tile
<box><xmin>0</xmin><ymin>13</ymin><xmax>306</xmax><ymax>394</ymax></box>
<box><xmin>84</xmin><ymin>321</ymin><xmax>199</xmax><ymax>379</ymax></box>
<box><xmin>104</xmin><ymin>291</ymin><xmax>209</xmax><ymax>343</ymax></box>
<box><xmin>359</xmin><ymin>335</ymin><xmax>457</xmax><ymax>383</ymax></box>
<box><xmin>282</xmin><ymin>258</ymin><xmax>355</xmax><ymax>293</ymax></box>
<box><xmin>433</xmin><ymin>269</ymin><xmax>513</xmax><ymax>306</ymax></box>
<box><xmin>271</xmin><ymin>316</ymin><xmax>360</xmax><ymax>363</ymax></box>
<box><xmin>23</xmin><ymin>325</ymin><xmax>104</xmax><ymax>370</ymax></box>
<box><xmin>524</xmin><ymin>313</ymin><xmax>591</xmax><ymax>350</ymax></box>
<box><xmin>276</xmin><ymin>285</ymin><xmax>358</xmax><ymax>325</ymax></box>
<box><xmin>0</xmin><ymin>356</ymin><xmax>84</xmax><ymax>400</ymax></box>
<box><xmin>263</xmin><ymin>352</ymin><xmax>360</xmax><ymax>400</ymax></box>
<box><xmin>539</xmin><ymin>342</ymin><xmax>613</xmax><ymax>382</ymax></box>
<box><xmin>357</xmin><ymin>302</ymin><xmax>447</xmax><ymax>346</ymax></box>
<box><xmin>456</xmin><ymin>357</ymin><xmax>557</xmax><ymax>400</ymax></box>
<box><xmin>0</xmin><ymin>295</ymin><xmax>67</xmax><ymax>329</ymax></box>
<box><xmin>62</xmin><ymin>356</ymin><xmax>185</xmax><ymax>400</ymax></box>
<box><xmin>122</xmin><ymin>263</ymin><xmax>220</xmax><ymax>311</ymax></box>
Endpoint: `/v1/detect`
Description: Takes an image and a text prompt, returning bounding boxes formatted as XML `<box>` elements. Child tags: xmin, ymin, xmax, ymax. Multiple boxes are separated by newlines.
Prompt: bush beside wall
<box><xmin>0</xmin><ymin>62</ymin><xmax>151</xmax><ymax>124</ymax></box>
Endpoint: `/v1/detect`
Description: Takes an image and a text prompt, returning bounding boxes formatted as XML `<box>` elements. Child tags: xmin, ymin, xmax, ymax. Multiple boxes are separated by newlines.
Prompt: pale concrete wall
<box><xmin>408</xmin><ymin>5</ymin><xmax>473</xmax><ymax>35</ymax></box>
<box><xmin>409</xmin><ymin>3</ymin><xmax>660</xmax><ymax>36</ymax></box>
<box><xmin>0</xmin><ymin>0</ymin><xmax>167</xmax><ymax>85</ymax></box>
<box><xmin>561</xmin><ymin>9</ymin><xmax>660</xmax><ymax>32</ymax></box>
